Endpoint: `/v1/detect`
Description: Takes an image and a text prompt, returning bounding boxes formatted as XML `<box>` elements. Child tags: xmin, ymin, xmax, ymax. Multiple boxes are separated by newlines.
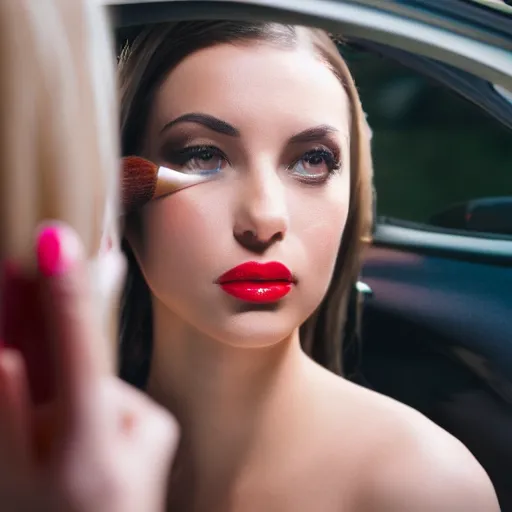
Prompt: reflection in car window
<box><xmin>344</xmin><ymin>48</ymin><xmax>512</xmax><ymax>236</ymax></box>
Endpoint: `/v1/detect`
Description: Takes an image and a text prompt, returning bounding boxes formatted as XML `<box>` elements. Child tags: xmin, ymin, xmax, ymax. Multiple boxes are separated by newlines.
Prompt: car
<box><xmin>106</xmin><ymin>0</ymin><xmax>512</xmax><ymax>509</ymax></box>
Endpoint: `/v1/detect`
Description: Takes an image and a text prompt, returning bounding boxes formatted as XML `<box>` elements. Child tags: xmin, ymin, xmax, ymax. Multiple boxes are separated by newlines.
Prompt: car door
<box><xmin>107</xmin><ymin>0</ymin><xmax>512</xmax><ymax>508</ymax></box>
<box><xmin>345</xmin><ymin>3</ymin><xmax>512</xmax><ymax>510</ymax></box>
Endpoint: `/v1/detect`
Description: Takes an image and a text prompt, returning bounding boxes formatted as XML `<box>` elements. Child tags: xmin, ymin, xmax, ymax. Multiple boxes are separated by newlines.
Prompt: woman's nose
<box><xmin>233</xmin><ymin>169</ymin><xmax>288</xmax><ymax>253</ymax></box>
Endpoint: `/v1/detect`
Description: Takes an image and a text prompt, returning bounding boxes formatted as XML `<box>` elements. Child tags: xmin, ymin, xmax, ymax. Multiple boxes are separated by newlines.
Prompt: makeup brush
<box><xmin>122</xmin><ymin>156</ymin><xmax>211</xmax><ymax>213</ymax></box>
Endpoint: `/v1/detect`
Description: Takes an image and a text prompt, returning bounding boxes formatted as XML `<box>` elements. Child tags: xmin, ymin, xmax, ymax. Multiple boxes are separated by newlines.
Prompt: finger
<box><xmin>0</xmin><ymin>349</ymin><xmax>31</xmax><ymax>471</ymax></box>
<box><xmin>36</xmin><ymin>223</ymin><xmax>105</xmax><ymax>432</ymax></box>
<box><xmin>108</xmin><ymin>379</ymin><xmax>180</xmax><ymax>455</ymax></box>
<box><xmin>1</xmin><ymin>261</ymin><xmax>56</xmax><ymax>406</ymax></box>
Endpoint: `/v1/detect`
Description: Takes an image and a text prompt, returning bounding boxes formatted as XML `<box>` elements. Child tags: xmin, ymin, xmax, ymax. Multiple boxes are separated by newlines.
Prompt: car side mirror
<box><xmin>429</xmin><ymin>196</ymin><xmax>512</xmax><ymax>236</ymax></box>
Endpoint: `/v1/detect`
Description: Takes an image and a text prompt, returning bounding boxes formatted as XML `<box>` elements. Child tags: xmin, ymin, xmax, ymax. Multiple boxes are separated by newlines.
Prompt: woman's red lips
<box><xmin>217</xmin><ymin>261</ymin><xmax>294</xmax><ymax>303</ymax></box>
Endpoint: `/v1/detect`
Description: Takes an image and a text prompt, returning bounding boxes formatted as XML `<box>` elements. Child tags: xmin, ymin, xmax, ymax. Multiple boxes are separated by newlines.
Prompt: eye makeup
<box><xmin>288</xmin><ymin>145</ymin><xmax>342</xmax><ymax>185</ymax></box>
<box><xmin>162</xmin><ymin>144</ymin><xmax>228</xmax><ymax>176</ymax></box>
<box><xmin>286</xmin><ymin>125</ymin><xmax>345</xmax><ymax>183</ymax></box>
<box><xmin>157</xmin><ymin>120</ymin><xmax>345</xmax><ymax>185</ymax></box>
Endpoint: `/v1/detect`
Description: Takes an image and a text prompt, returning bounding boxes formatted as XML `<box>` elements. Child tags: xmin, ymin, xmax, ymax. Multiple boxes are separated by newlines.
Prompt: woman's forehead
<box><xmin>150</xmin><ymin>42</ymin><xmax>350</xmax><ymax>136</ymax></box>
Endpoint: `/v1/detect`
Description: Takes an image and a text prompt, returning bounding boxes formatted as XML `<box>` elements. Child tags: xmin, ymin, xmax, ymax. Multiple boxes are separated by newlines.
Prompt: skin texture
<box><xmin>128</xmin><ymin>43</ymin><xmax>500</xmax><ymax>511</ymax></box>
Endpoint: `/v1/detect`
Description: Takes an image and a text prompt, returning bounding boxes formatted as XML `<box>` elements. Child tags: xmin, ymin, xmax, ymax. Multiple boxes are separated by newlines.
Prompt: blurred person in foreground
<box><xmin>0</xmin><ymin>1</ymin><xmax>178</xmax><ymax>511</ymax></box>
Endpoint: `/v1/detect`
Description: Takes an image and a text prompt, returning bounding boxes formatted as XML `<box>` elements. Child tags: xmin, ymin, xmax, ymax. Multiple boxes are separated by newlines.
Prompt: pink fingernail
<box><xmin>36</xmin><ymin>227</ymin><xmax>74</xmax><ymax>277</ymax></box>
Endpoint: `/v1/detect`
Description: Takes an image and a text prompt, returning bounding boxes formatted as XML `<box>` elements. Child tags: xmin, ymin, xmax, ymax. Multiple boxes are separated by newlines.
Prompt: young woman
<box><xmin>118</xmin><ymin>21</ymin><xmax>500</xmax><ymax>511</ymax></box>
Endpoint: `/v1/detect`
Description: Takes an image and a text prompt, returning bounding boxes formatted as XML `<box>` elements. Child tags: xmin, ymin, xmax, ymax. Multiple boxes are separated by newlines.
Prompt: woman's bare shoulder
<box><xmin>322</xmin><ymin>377</ymin><xmax>500</xmax><ymax>512</ymax></box>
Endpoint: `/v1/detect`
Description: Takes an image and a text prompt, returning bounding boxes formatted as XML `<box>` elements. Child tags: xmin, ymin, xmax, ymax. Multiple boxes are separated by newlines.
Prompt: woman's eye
<box><xmin>290</xmin><ymin>149</ymin><xmax>340</xmax><ymax>183</ymax></box>
<box><xmin>166</xmin><ymin>145</ymin><xmax>227</xmax><ymax>176</ymax></box>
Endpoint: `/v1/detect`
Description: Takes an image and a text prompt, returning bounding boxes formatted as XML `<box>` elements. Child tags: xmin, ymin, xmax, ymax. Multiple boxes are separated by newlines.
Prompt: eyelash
<box><xmin>291</xmin><ymin>147</ymin><xmax>342</xmax><ymax>182</ymax></box>
<box><xmin>164</xmin><ymin>145</ymin><xmax>227</xmax><ymax>174</ymax></box>
<box><xmin>164</xmin><ymin>144</ymin><xmax>342</xmax><ymax>183</ymax></box>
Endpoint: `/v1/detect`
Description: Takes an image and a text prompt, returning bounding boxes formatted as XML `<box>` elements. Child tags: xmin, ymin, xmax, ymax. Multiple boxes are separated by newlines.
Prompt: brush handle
<box><xmin>153</xmin><ymin>166</ymin><xmax>211</xmax><ymax>200</ymax></box>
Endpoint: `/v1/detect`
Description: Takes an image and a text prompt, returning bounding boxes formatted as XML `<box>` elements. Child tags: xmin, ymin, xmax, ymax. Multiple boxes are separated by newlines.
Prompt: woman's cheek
<box><xmin>140</xmin><ymin>189</ymin><xmax>230</xmax><ymax>281</ymax></box>
<box><xmin>304</xmin><ymin>213</ymin><xmax>347</xmax><ymax>287</ymax></box>
<box><xmin>293</xmin><ymin>187</ymin><xmax>349</xmax><ymax>261</ymax></box>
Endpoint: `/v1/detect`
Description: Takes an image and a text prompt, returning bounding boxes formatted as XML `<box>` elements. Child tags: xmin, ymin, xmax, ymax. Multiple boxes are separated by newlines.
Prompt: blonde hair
<box><xmin>117</xmin><ymin>21</ymin><xmax>373</xmax><ymax>383</ymax></box>
<box><xmin>0</xmin><ymin>0</ymin><xmax>121</xmax><ymax>370</ymax></box>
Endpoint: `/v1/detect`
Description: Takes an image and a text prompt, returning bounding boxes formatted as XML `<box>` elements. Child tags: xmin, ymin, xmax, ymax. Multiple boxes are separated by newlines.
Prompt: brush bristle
<box><xmin>121</xmin><ymin>156</ymin><xmax>158</xmax><ymax>213</ymax></box>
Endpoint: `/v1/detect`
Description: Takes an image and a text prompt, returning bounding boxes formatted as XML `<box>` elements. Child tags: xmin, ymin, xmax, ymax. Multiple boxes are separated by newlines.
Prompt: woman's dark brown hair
<box><xmin>117</xmin><ymin>21</ymin><xmax>373</xmax><ymax>387</ymax></box>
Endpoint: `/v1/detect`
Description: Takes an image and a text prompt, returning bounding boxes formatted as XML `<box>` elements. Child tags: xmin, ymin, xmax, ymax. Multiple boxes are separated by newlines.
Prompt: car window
<box><xmin>345</xmin><ymin>47</ymin><xmax>512</xmax><ymax>238</ymax></box>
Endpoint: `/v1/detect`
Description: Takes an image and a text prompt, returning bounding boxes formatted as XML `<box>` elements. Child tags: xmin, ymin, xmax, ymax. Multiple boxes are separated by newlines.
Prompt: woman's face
<box><xmin>134</xmin><ymin>42</ymin><xmax>351</xmax><ymax>347</ymax></box>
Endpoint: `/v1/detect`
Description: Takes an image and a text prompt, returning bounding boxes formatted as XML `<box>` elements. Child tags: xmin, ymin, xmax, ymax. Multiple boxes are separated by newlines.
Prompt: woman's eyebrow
<box><xmin>160</xmin><ymin>113</ymin><xmax>240</xmax><ymax>137</ymax></box>
<box><xmin>288</xmin><ymin>125</ymin><xmax>340</xmax><ymax>144</ymax></box>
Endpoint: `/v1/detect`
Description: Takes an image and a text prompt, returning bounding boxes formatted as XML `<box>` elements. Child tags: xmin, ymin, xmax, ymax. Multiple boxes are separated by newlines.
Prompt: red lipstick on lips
<box><xmin>217</xmin><ymin>261</ymin><xmax>294</xmax><ymax>303</ymax></box>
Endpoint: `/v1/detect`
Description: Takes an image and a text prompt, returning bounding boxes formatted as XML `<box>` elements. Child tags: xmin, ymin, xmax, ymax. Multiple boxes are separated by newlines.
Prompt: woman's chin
<box><xmin>201</xmin><ymin>311</ymin><xmax>301</xmax><ymax>350</ymax></box>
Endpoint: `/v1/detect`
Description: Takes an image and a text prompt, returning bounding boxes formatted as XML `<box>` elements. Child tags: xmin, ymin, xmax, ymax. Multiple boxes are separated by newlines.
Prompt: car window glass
<box><xmin>345</xmin><ymin>47</ymin><xmax>512</xmax><ymax>238</ymax></box>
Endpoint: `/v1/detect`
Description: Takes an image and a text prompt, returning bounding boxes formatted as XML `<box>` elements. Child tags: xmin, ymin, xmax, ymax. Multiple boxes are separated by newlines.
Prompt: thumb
<box><xmin>36</xmin><ymin>223</ymin><xmax>108</xmax><ymax>428</ymax></box>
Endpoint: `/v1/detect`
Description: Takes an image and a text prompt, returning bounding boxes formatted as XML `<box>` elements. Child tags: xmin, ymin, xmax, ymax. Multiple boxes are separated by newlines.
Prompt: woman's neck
<box><xmin>146</xmin><ymin>297</ymin><xmax>312</xmax><ymax>480</ymax></box>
